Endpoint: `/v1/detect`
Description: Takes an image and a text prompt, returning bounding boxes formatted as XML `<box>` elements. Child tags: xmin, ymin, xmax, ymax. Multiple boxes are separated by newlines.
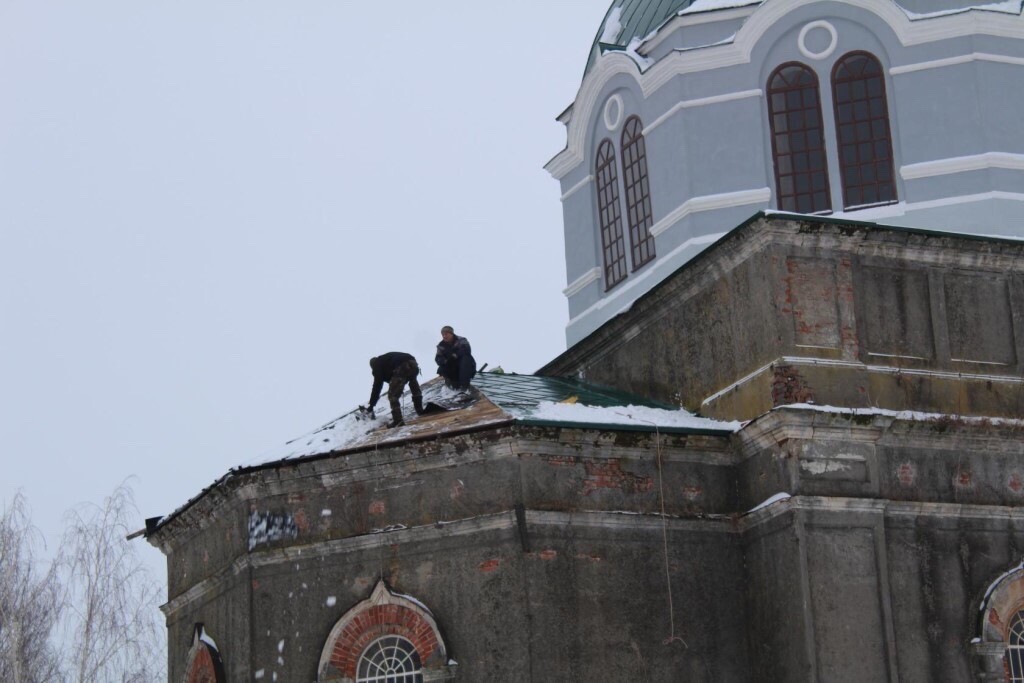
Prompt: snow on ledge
<box><xmin>518</xmin><ymin>401</ymin><xmax>742</xmax><ymax>432</ymax></box>
<box><xmin>901</xmin><ymin>0</ymin><xmax>1023</xmax><ymax>20</ymax></box>
<box><xmin>747</xmin><ymin>492</ymin><xmax>791</xmax><ymax>514</ymax></box>
<box><xmin>778</xmin><ymin>403</ymin><xmax>1024</xmax><ymax>427</ymax></box>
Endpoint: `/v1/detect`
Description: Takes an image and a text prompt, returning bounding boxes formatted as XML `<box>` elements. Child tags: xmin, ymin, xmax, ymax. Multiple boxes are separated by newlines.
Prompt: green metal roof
<box><xmin>472</xmin><ymin>372</ymin><xmax>673</xmax><ymax>412</ymax></box>
<box><xmin>584</xmin><ymin>0</ymin><xmax>759</xmax><ymax>76</ymax></box>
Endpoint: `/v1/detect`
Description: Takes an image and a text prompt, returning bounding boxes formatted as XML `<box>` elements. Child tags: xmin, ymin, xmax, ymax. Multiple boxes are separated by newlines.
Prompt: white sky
<box><xmin>0</xmin><ymin>1</ymin><xmax>610</xmax><ymax>583</ymax></box>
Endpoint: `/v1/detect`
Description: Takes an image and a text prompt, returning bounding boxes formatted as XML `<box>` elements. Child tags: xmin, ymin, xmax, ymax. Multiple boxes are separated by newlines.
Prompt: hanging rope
<box><xmin>653</xmin><ymin>425</ymin><xmax>687</xmax><ymax>648</ymax></box>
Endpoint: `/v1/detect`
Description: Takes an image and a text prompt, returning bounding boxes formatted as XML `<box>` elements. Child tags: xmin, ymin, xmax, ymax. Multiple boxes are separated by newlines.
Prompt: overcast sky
<box><xmin>0</xmin><ymin>1</ymin><xmax>610</xmax><ymax>582</ymax></box>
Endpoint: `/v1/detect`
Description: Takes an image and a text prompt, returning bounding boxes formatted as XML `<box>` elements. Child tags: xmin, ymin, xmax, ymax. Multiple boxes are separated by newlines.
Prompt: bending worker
<box><xmin>435</xmin><ymin>326</ymin><xmax>476</xmax><ymax>390</ymax></box>
<box><xmin>364</xmin><ymin>352</ymin><xmax>425</xmax><ymax>428</ymax></box>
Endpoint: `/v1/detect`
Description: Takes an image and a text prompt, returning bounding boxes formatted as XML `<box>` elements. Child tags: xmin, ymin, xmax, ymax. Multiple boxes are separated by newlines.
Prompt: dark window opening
<box><xmin>620</xmin><ymin>116</ymin><xmax>656</xmax><ymax>271</ymax></box>
<box><xmin>767</xmin><ymin>63</ymin><xmax>832</xmax><ymax>213</ymax></box>
<box><xmin>832</xmin><ymin>51</ymin><xmax>897</xmax><ymax>209</ymax></box>
<box><xmin>595</xmin><ymin>139</ymin><xmax>628</xmax><ymax>290</ymax></box>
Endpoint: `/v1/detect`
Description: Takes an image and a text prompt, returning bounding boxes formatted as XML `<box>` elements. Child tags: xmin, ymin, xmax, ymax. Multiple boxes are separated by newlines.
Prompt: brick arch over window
<box><xmin>317</xmin><ymin>580</ymin><xmax>451</xmax><ymax>682</ymax></box>
<box><xmin>767</xmin><ymin>62</ymin><xmax>831</xmax><ymax>214</ymax></box>
<box><xmin>973</xmin><ymin>562</ymin><xmax>1024</xmax><ymax>681</ymax></box>
<box><xmin>619</xmin><ymin>116</ymin><xmax>656</xmax><ymax>271</ymax></box>
<box><xmin>595</xmin><ymin>138</ymin><xmax>628</xmax><ymax>290</ymax></box>
<box><xmin>183</xmin><ymin>625</ymin><xmax>225</xmax><ymax>683</ymax></box>
<box><xmin>831</xmin><ymin>51</ymin><xmax>897</xmax><ymax>210</ymax></box>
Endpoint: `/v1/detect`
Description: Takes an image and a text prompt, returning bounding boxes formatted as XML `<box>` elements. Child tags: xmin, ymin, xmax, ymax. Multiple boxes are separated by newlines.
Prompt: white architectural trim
<box><xmin>798</xmin><ymin>20</ymin><xmax>839</xmax><ymax>60</ymax></box>
<box><xmin>563</xmin><ymin>267</ymin><xmax>602</xmax><ymax>298</ymax></box>
<box><xmin>643</xmin><ymin>89</ymin><xmax>763</xmax><ymax>136</ymax></box>
<box><xmin>900</xmin><ymin>152</ymin><xmax>1024</xmax><ymax>180</ymax></box>
<box><xmin>890</xmin><ymin>51</ymin><xmax>1024</xmax><ymax>74</ymax></box>
<box><xmin>560</xmin><ymin>174</ymin><xmax>594</xmax><ymax>202</ymax></box>
<box><xmin>649</xmin><ymin>187</ymin><xmax>771</xmax><ymax>237</ymax></box>
<box><xmin>567</xmin><ymin>232</ymin><xmax>725</xmax><ymax>326</ymax></box>
<box><xmin>546</xmin><ymin>0</ymin><xmax>1024</xmax><ymax>179</ymax></box>
<box><xmin>829</xmin><ymin>191</ymin><xmax>1024</xmax><ymax>221</ymax></box>
<box><xmin>639</xmin><ymin>5</ymin><xmax>759</xmax><ymax>55</ymax></box>
<box><xmin>603</xmin><ymin>93</ymin><xmax>625</xmax><ymax>131</ymax></box>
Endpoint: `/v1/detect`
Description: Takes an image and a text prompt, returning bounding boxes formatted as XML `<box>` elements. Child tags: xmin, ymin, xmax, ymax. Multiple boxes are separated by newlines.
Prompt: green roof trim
<box><xmin>472</xmin><ymin>372</ymin><xmax>674</xmax><ymax>411</ymax></box>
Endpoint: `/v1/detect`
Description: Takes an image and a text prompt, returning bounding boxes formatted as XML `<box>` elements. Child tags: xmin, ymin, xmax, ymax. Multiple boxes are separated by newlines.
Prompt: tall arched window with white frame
<box><xmin>767</xmin><ymin>62</ymin><xmax>831</xmax><ymax>214</ymax></box>
<box><xmin>620</xmin><ymin>116</ymin><xmax>656</xmax><ymax>271</ymax></box>
<box><xmin>1007</xmin><ymin>610</ymin><xmax>1024</xmax><ymax>682</ymax></box>
<box><xmin>831</xmin><ymin>51</ymin><xmax>897</xmax><ymax>210</ymax></box>
<box><xmin>595</xmin><ymin>138</ymin><xmax>629</xmax><ymax>290</ymax></box>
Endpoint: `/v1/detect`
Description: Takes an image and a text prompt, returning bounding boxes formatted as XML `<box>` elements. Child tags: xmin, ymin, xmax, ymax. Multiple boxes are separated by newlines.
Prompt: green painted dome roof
<box><xmin>586</xmin><ymin>0</ymin><xmax>754</xmax><ymax>74</ymax></box>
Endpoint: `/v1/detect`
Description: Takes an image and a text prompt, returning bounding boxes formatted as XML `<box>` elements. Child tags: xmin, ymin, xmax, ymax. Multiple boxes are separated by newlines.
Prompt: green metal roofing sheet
<box><xmin>471</xmin><ymin>372</ymin><xmax>674</xmax><ymax>412</ymax></box>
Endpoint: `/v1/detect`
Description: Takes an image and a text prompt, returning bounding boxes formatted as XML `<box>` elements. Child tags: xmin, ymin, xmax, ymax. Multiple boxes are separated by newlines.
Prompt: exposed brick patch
<box><xmin>478</xmin><ymin>559</ymin><xmax>500</xmax><ymax>573</ymax></box>
<box><xmin>185</xmin><ymin>645</ymin><xmax>220</xmax><ymax>683</ymax></box>
<box><xmin>328</xmin><ymin>604</ymin><xmax>439</xmax><ymax>679</ymax></box>
<box><xmin>545</xmin><ymin>455</ymin><xmax>579</xmax><ymax>467</ymax></box>
<box><xmin>682</xmin><ymin>486</ymin><xmax>702</xmax><ymax>501</ymax></box>
<box><xmin>771</xmin><ymin>365</ymin><xmax>814</xmax><ymax>406</ymax></box>
<box><xmin>953</xmin><ymin>466</ymin><xmax>973</xmax><ymax>489</ymax></box>
<box><xmin>538</xmin><ymin>549</ymin><xmax>558</xmax><ymax>561</ymax></box>
<box><xmin>581</xmin><ymin>460</ymin><xmax>653</xmax><ymax>496</ymax></box>
<box><xmin>574</xmin><ymin>553</ymin><xmax>603</xmax><ymax>562</ymax></box>
<box><xmin>293</xmin><ymin>509</ymin><xmax>310</xmax><ymax>533</ymax></box>
<box><xmin>896</xmin><ymin>463</ymin><xmax>916</xmax><ymax>487</ymax></box>
<box><xmin>1010</xmin><ymin>473</ymin><xmax>1023</xmax><ymax>493</ymax></box>
<box><xmin>368</xmin><ymin>500</ymin><xmax>386</xmax><ymax>516</ymax></box>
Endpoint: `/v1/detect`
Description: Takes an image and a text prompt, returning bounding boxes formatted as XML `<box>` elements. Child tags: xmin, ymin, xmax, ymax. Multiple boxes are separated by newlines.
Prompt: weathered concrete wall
<box><xmin>541</xmin><ymin>216</ymin><xmax>1024</xmax><ymax>421</ymax></box>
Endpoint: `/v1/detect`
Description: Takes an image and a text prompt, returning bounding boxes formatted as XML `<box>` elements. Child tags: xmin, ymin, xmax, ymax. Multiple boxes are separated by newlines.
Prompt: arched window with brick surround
<box><xmin>317</xmin><ymin>580</ymin><xmax>454</xmax><ymax>682</ymax></box>
<box><xmin>620</xmin><ymin>116</ymin><xmax>656</xmax><ymax>271</ymax></box>
<box><xmin>595</xmin><ymin>138</ymin><xmax>628</xmax><ymax>290</ymax></box>
<box><xmin>183</xmin><ymin>625</ymin><xmax>225</xmax><ymax>683</ymax></box>
<box><xmin>973</xmin><ymin>562</ymin><xmax>1024</xmax><ymax>680</ymax></box>
<box><xmin>767</xmin><ymin>62</ymin><xmax>831</xmax><ymax>214</ymax></box>
<box><xmin>831</xmin><ymin>51</ymin><xmax>897</xmax><ymax>210</ymax></box>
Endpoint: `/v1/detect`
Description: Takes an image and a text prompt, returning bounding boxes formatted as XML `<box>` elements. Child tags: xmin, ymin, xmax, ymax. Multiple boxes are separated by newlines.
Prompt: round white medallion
<box><xmin>603</xmin><ymin>94</ymin><xmax>624</xmax><ymax>132</ymax></box>
<box><xmin>798</xmin><ymin>20</ymin><xmax>838</xmax><ymax>61</ymax></box>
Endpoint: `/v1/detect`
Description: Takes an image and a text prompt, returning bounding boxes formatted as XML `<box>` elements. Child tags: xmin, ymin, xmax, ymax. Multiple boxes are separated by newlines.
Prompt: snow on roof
<box><xmin>777</xmin><ymin>403</ymin><xmax>1024</xmax><ymax>427</ymax></box>
<box><xmin>514</xmin><ymin>400</ymin><xmax>741</xmax><ymax>432</ymax></box>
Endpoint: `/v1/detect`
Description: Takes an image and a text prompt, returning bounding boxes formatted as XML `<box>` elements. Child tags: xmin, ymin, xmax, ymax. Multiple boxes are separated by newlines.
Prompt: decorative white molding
<box><xmin>639</xmin><ymin>5</ymin><xmax>759</xmax><ymax>56</ymax></box>
<box><xmin>546</xmin><ymin>0</ymin><xmax>1024</xmax><ymax>179</ymax></box>
<box><xmin>900</xmin><ymin>152</ymin><xmax>1024</xmax><ymax>180</ymax></box>
<box><xmin>603</xmin><ymin>93</ymin><xmax>625</xmax><ymax>131</ymax></box>
<box><xmin>830</xmin><ymin>191</ymin><xmax>1024</xmax><ymax>221</ymax></box>
<box><xmin>560</xmin><ymin>174</ymin><xmax>594</xmax><ymax>202</ymax></box>
<box><xmin>798</xmin><ymin>20</ymin><xmax>839</xmax><ymax>60</ymax></box>
<box><xmin>643</xmin><ymin>89</ymin><xmax>763</xmax><ymax>136</ymax></box>
<box><xmin>890</xmin><ymin>51</ymin><xmax>1024</xmax><ymax>74</ymax></box>
<box><xmin>563</xmin><ymin>267</ymin><xmax>602</xmax><ymax>298</ymax></box>
<box><xmin>650</xmin><ymin>187</ymin><xmax>772</xmax><ymax>237</ymax></box>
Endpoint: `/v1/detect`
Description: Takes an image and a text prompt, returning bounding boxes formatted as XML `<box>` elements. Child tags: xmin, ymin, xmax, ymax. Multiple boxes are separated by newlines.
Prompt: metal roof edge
<box><xmin>516</xmin><ymin>417</ymin><xmax>733</xmax><ymax>436</ymax></box>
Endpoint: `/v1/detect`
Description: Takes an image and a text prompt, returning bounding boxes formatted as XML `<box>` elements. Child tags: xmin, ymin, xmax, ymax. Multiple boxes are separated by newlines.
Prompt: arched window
<box><xmin>356</xmin><ymin>635</ymin><xmax>423</xmax><ymax>683</ymax></box>
<box><xmin>832</xmin><ymin>51</ymin><xmax>897</xmax><ymax>209</ymax></box>
<box><xmin>595</xmin><ymin>139</ymin><xmax>628</xmax><ymax>290</ymax></box>
<box><xmin>767</xmin><ymin>63</ymin><xmax>831</xmax><ymax>214</ymax></box>
<box><xmin>1008</xmin><ymin>611</ymin><xmax>1024</xmax><ymax>682</ymax></box>
<box><xmin>620</xmin><ymin>116</ymin><xmax>656</xmax><ymax>271</ymax></box>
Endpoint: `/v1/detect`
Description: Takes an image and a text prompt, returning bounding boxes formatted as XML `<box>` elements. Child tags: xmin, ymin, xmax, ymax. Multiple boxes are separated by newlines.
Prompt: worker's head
<box><xmin>440</xmin><ymin>326</ymin><xmax>455</xmax><ymax>343</ymax></box>
<box><xmin>369</xmin><ymin>357</ymin><xmax>377</xmax><ymax>369</ymax></box>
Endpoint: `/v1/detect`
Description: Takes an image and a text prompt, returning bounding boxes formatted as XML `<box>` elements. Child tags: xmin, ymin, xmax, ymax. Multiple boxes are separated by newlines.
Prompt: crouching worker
<box><xmin>435</xmin><ymin>326</ymin><xmax>476</xmax><ymax>390</ymax></box>
<box><xmin>362</xmin><ymin>352</ymin><xmax>425</xmax><ymax>428</ymax></box>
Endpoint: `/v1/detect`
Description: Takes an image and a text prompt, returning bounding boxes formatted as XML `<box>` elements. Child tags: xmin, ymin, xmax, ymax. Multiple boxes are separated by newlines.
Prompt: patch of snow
<box><xmin>254</xmin><ymin>670</ymin><xmax>264</xmax><ymax>680</ymax></box>
<box><xmin>394</xmin><ymin>591</ymin><xmax>434</xmax><ymax>616</ymax></box>
<box><xmin>971</xmin><ymin>636</ymin><xmax>982</xmax><ymax>643</ymax></box>
<box><xmin>623</xmin><ymin>37</ymin><xmax>654</xmax><ymax>70</ymax></box>
<box><xmin>902</xmin><ymin>0</ymin><xmax>1022</xmax><ymax>19</ymax></box>
<box><xmin>600</xmin><ymin>6</ymin><xmax>624</xmax><ymax>44</ymax></box>
<box><xmin>277</xmin><ymin>657</ymin><xmax>283</xmax><ymax>666</ymax></box>
<box><xmin>325</xmin><ymin>596</ymin><xmax>337</xmax><ymax>607</ymax></box>
<box><xmin>198</xmin><ymin>627</ymin><xmax>218</xmax><ymax>651</ymax></box>
<box><xmin>781</xmin><ymin>403</ymin><xmax>1024</xmax><ymax>428</ymax></box>
<box><xmin>747</xmin><ymin>493</ymin><xmax>791</xmax><ymax>514</ymax></box>
<box><xmin>448</xmin><ymin>658</ymin><xmax>458</xmax><ymax>666</ymax></box>
<box><xmin>679</xmin><ymin>0</ymin><xmax>760</xmax><ymax>15</ymax></box>
<box><xmin>277</xmin><ymin>639</ymin><xmax>285</xmax><ymax>653</ymax></box>
<box><xmin>800</xmin><ymin>460</ymin><xmax>851</xmax><ymax>475</ymax></box>
<box><xmin>321</xmin><ymin>509</ymin><xmax>332</xmax><ymax>517</ymax></box>
<box><xmin>517</xmin><ymin>401</ymin><xmax>741</xmax><ymax>432</ymax></box>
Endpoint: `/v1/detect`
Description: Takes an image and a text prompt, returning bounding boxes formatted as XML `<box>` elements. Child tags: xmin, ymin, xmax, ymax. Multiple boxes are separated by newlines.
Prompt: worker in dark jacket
<box><xmin>435</xmin><ymin>326</ymin><xmax>476</xmax><ymax>390</ymax></box>
<box><xmin>363</xmin><ymin>352</ymin><xmax>425</xmax><ymax>428</ymax></box>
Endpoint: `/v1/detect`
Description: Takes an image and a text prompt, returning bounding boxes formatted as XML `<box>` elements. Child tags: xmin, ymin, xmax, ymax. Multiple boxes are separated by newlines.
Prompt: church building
<box><xmin>148</xmin><ymin>1</ymin><xmax>1024</xmax><ymax>681</ymax></box>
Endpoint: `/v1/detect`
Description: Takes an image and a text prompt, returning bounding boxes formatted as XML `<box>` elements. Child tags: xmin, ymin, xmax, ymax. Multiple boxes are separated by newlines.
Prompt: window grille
<box><xmin>1007</xmin><ymin>611</ymin><xmax>1024</xmax><ymax>682</ymax></box>
<box><xmin>595</xmin><ymin>139</ymin><xmax>629</xmax><ymax>289</ymax></box>
<box><xmin>356</xmin><ymin>636</ymin><xmax>423</xmax><ymax>683</ymax></box>
<box><xmin>832</xmin><ymin>51</ymin><xmax>897</xmax><ymax>209</ymax></box>
<box><xmin>767</xmin><ymin>63</ymin><xmax>832</xmax><ymax>213</ymax></box>
<box><xmin>620</xmin><ymin>116</ymin><xmax>656</xmax><ymax>271</ymax></box>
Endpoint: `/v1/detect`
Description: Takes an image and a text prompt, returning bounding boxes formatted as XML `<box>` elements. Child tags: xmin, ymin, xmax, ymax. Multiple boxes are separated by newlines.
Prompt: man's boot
<box><xmin>388</xmin><ymin>407</ymin><xmax>404</xmax><ymax>428</ymax></box>
<box><xmin>413</xmin><ymin>395</ymin><xmax>425</xmax><ymax>415</ymax></box>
